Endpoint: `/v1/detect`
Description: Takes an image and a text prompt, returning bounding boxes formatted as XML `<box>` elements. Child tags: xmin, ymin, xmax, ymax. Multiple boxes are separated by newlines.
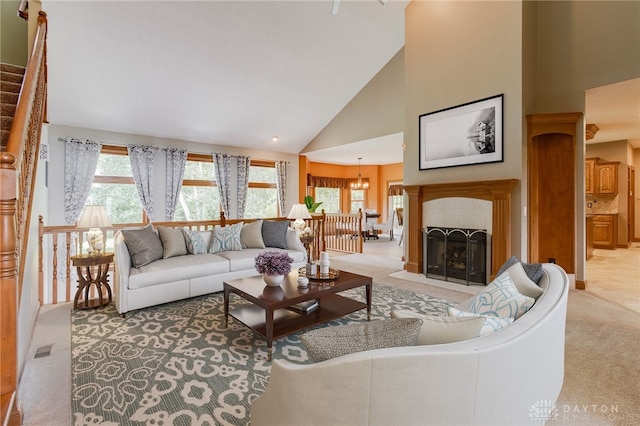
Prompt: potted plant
<box><xmin>304</xmin><ymin>195</ymin><xmax>323</xmax><ymax>213</ymax></box>
<box><xmin>255</xmin><ymin>251</ymin><xmax>295</xmax><ymax>287</ymax></box>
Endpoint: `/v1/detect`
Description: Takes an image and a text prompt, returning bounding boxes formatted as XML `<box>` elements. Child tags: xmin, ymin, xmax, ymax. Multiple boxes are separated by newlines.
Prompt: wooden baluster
<box><xmin>65</xmin><ymin>232</ymin><xmax>71</xmax><ymax>303</ymax></box>
<box><xmin>52</xmin><ymin>232</ymin><xmax>58</xmax><ymax>304</ymax></box>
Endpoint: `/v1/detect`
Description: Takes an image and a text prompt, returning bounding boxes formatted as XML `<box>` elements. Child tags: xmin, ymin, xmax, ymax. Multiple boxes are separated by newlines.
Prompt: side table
<box><xmin>71</xmin><ymin>252</ymin><xmax>114</xmax><ymax>310</ymax></box>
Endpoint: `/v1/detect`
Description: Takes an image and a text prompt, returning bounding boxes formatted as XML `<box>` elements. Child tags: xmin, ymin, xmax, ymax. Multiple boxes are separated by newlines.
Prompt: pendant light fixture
<box><xmin>350</xmin><ymin>157</ymin><xmax>369</xmax><ymax>190</ymax></box>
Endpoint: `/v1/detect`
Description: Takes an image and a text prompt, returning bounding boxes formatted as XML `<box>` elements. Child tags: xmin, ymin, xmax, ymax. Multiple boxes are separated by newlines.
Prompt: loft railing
<box><xmin>323</xmin><ymin>210</ymin><xmax>364</xmax><ymax>254</ymax></box>
<box><xmin>37</xmin><ymin>214</ymin><xmax>330</xmax><ymax>306</ymax></box>
<box><xmin>0</xmin><ymin>10</ymin><xmax>48</xmax><ymax>426</ymax></box>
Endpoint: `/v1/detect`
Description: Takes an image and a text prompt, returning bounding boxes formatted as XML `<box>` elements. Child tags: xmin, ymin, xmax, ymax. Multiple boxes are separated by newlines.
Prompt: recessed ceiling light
<box><xmin>272</xmin><ymin>136</ymin><xmax>278</xmax><ymax>142</ymax></box>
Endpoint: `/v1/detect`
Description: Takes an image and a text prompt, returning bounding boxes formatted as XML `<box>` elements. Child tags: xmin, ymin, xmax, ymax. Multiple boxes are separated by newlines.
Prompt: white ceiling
<box><xmin>585</xmin><ymin>78</ymin><xmax>640</xmax><ymax>149</ymax></box>
<box><xmin>42</xmin><ymin>1</ymin><xmax>638</xmax><ymax>168</ymax></box>
<box><xmin>43</xmin><ymin>0</ymin><xmax>408</xmax><ymax>162</ymax></box>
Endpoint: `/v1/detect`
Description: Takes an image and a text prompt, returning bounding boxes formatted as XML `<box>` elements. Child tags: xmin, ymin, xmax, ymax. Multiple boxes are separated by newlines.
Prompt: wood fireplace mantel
<box><xmin>403</xmin><ymin>179</ymin><xmax>519</xmax><ymax>277</ymax></box>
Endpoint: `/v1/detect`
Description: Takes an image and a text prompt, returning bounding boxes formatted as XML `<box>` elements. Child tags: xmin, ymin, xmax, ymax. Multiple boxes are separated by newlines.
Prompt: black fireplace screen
<box><xmin>423</xmin><ymin>227</ymin><xmax>489</xmax><ymax>286</ymax></box>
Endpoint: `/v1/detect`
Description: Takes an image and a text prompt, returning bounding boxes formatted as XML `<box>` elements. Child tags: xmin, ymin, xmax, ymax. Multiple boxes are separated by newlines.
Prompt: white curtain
<box><xmin>62</xmin><ymin>137</ymin><xmax>102</xmax><ymax>224</ymax></box>
<box><xmin>236</xmin><ymin>155</ymin><xmax>251</xmax><ymax>219</ymax></box>
<box><xmin>165</xmin><ymin>148</ymin><xmax>188</xmax><ymax>220</ymax></box>
<box><xmin>128</xmin><ymin>144</ymin><xmax>159</xmax><ymax>220</ymax></box>
<box><xmin>213</xmin><ymin>153</ymin><xmax>231</xmax><ymax>216</ymax></box>
<box><xmin>275</xmin><ymin>161</ymin><xmax>287</xmax><ymax>216</ymax></box>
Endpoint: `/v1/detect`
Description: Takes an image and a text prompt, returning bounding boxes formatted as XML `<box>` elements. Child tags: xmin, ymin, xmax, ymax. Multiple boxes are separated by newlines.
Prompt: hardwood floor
<box><xmin>586</xmin><ymin>245</ymin><xmax>640</xmax><ymax>313</ymax></box>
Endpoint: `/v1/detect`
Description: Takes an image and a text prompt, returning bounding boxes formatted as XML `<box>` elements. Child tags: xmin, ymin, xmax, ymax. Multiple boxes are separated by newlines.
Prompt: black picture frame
<box><xmin>419</xmin><ymin>94</ymin><xmax>504</xmax><ymax>170</ymax></box>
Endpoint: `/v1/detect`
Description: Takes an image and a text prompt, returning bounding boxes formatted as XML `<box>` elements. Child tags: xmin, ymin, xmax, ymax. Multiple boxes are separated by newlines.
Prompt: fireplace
<box><xmin>423</xmin><ymin>227</ymin><xmax>490</xmax><ymax>286</ymax></box>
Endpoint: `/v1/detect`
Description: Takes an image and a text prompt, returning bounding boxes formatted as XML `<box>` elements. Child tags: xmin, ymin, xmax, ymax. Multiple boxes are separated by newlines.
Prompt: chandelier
<box><xmin>350</xmin><ymin>157</ymin><xmax>370</xmax><ymax>190</ymax></box>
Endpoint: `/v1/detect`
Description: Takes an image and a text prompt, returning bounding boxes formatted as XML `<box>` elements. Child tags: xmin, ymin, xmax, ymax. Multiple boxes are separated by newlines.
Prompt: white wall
<box><xmin>45</xmin><ymin>124</ymin><xmax>301</xmax><ymax>226</ymax></box>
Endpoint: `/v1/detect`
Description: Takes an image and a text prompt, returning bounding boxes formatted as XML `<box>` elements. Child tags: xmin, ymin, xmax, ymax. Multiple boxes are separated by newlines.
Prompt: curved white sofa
<box><xmin>114</xmin><ymin>227</ymin><xmax>307</xmax><ymax>315</ymax></box>
<box><xmin>252</xmin><ymin>263</ymin><xmax>569</xmax><ymax>426</ymax></box>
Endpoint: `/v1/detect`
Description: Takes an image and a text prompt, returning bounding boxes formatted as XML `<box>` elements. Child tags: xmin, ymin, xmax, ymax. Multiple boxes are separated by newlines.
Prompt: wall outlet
<box><xmin>587</xmin><ymin>202</ymin><xmax>593</xmax><ymax>208</ymax></box>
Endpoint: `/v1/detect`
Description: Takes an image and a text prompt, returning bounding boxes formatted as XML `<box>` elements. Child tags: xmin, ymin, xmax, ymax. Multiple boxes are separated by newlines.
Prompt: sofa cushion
<box><xmin>158</xmin><ymin>226</ymin><xmax>187</xmax><ymax>258</ymax></box>
<box><xmin>468</xmin><ymin>272</ymin><xmax>535</xmax><ymax>319</ymax></box>
<box><xmin>261</xmin><ymin>220</ymin><xmax>289</xmax><ymax>249</ymax></box>
<box><xmin>128</xmin><ymin>253</ymin><xmax>230</xmax><ymax>289</ymax></box>
<box><xmin>497</xmin><ymin>255</ymin><xmax>544</xmax><ymax>284</ymax></box>
<box><xmin>182</xmin><ymin>229</ymin><xmax>208</xmax><ymax>255</ymax></box>
<box><xmin>121</xmin><ymin>224</ymin><xmax>164</xmax><ymax>268</ymax></box>
<box><xmin>300</xmin><ymin>318</ymin><xmax>422</xmax><ymax>362</ymax></box>
<box><xmin>391</xmin><ymin>310</ymin><xmax>484</xmax><ymax>345</ymax></box>
<box><xmin>210</xmin><ymin>222</ymin><xmax>243</xmax><ymax>253</ymax></box>
<box><xmin>447</xmin><ymin>307</ymin><xmax>514</xmax><ymax>336</ymax></box>
<box><xmin>241</xmin><ymin>219</ymin><xmax>266</xmax><ymax>249</ymax></box>
<box><xmin>501</xmin><ymin>262</ymin><xmax>544</xmax><ymax>299</ymax></box>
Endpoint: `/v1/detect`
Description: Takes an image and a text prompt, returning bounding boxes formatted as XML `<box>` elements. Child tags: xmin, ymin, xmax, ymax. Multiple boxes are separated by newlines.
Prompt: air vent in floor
<box><xmin>34</xmin><ymin>344</ymin><xmax>53</xmax><ymax>359</ymax></box>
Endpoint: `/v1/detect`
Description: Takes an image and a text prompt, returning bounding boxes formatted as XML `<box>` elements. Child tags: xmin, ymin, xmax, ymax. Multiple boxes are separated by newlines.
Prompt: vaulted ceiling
<box><xmin>43</xmin><ymin>0</ymin><xmax>408</xmax><ymax>163</ymax></box>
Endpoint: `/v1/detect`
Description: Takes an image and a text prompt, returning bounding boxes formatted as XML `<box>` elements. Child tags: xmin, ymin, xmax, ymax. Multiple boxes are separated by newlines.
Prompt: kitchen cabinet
<box><xmin>585</xmin><ymin>158</ymin><xmax>619</xmax><ymax>195</ymax></box>
<box><xmin>585</xmin><ymin>158</ymin><xmax>596</xmax><ymax>195</ymax></box>
<box><xmin>592</xmin><ymin>214</ymin><xmax>617</xmax><ymax>249</ymax></box>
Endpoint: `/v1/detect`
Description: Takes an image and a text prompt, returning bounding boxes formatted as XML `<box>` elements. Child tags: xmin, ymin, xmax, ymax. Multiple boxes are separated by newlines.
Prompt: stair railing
<box><xmin>0</xmin><ymin>10</ymin><xmax>47</xmax><ymax>426</ymax></box>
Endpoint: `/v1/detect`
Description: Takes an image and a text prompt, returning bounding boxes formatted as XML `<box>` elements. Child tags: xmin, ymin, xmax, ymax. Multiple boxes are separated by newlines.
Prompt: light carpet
<box><xmin>71</xmin><ymin>284</ymin><xmax>454</xmax><ymax>425</ymax></box>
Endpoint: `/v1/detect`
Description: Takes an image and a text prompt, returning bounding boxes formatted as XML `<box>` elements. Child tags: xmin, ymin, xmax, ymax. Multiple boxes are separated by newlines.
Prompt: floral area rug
<box><xmin>71</xmin><ymin>284</ymin><xmax>454</xmax><ymax>425</ymax></box>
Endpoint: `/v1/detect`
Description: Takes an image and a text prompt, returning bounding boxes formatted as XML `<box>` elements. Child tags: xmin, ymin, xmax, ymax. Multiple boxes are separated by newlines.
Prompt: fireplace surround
<box><xmin>403</xmin><ymin>179</ymin><xmax>518</xmax><ymax>279</ymax></box>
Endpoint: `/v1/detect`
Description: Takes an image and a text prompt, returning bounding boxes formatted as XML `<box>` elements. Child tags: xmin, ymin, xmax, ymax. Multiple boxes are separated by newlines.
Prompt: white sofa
<box><xmin>251</xmin><ymin>263</ymin><xmax>569</xmax><ymax>425</ymax></box>
<box><xmin>114</xmin><ymin>227</ymin><xmax>307</xmax><ymax>315</ymax></box>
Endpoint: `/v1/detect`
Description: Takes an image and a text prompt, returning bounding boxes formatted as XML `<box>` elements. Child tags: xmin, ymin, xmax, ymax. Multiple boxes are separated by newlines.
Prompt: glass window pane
<box><xmin>315</xmin><ymin>188</ymin><xmax>340</xmax><ymax>213</ymax></box>
<box><xmin>183</xmin><ymin>160</ymin><xmax>215</xmax><ymax>181</ymax></box>
<box><xmin>250</xmin><ymin>166</ymin><xmax>276</xmax><ymax>183</ymax></box>
<box><xmin>174</xmin><ymin>186</ymin><xmax>220</xmax><ymax>221</ymax></box>
<box><xmin>95</xmin><ymin>154</ymin><xmax>132</xmax><ymax>177</ymax></box>
<box><xmin>87</xmin><ymin>183</ymin><xmax>142</xmax><ymax>224</ymax></box>
<box><xmin>245</xmin><ymin>188</ymin><xmax>278</xmax><ymax>218</ymax></box>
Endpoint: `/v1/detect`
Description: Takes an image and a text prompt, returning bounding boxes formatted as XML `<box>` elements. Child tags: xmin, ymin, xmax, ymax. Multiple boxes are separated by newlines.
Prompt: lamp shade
<box><xmin>78</xmin><ymin>205</ymin><xmax>112</xmax><ymax>228</ymax></box>
<box><xmin>287</xmin><ymin>204</ymin><xmax>312</xmax><ymax>220</ymax></box>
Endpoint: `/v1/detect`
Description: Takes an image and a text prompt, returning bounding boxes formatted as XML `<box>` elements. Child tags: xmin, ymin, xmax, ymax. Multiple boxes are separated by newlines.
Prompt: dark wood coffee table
<box><xmin>223</xmin><ymin>270</ymin><xmax>372</xmax><ymax>360</ymax></box>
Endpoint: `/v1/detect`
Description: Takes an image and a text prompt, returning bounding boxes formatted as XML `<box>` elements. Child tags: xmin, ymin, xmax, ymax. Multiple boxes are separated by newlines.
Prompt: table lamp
<box><xmin>287</xmin><ymin>204</ymin><xmax>312</xmax><ymax>235</ymax></box>
<box><xmin>78</xmin><ymin>205</ymin><xmax>111</xmax><ymax>255</ymax></box>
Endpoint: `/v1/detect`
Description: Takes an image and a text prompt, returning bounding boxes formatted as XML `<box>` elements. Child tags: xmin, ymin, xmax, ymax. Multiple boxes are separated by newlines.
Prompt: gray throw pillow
<box><xmin>157</xmin><ymin>226</ymin><xmax>187</xmax><ymax>258</ymax></box>
<box><xmin>241</xmin><ymin>219</ymin><xmax>266</xmax><ymax>249</ymax></box>
<box><xmin>497</xmin><ymin>256</ymin><xmax>544</xmax><ymax>284</ymax></box>
<box><xmin>300</xmin><ymin>318</ymin><xmax>422</xmax><ymax>362</ymax></box>
<box><xmin>261</xmin><ymin>220</ymin><xmax>289</xmax><ymax>249</ymax></box>
<box><xmin>121</xmin><ymin>224</ymin><xmax>164</xmax><ymax>268</ymax></box>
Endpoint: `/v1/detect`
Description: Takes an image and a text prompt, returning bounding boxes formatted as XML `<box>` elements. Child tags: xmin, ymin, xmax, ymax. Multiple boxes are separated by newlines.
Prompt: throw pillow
<box><xmin>468</xmin><ymin>273</ymin><xmax>535</xmax><ymax>320</ymax></box>
<box><xmin>300</xmin><ymin>318</ymin><xmax>422</xmax><ymax>363</ymax></box>
<box><xmin>240</xmin><ymin>219</ymin><xmax>266</xmax><ymax>249</ymax></box>
<box><xmin>157</xmin><ymin>226</ymin><xmax>187</xmax><ymax>259</ymax></box>
<box><xmin>210</xmin><ymin>222</ymin><xmax>243</xmax><ymax>253</ymax></box>
<box><xmin>181</xmin><ymin>229</ymin><xmax>207</xmax><ymax>255</ymax></box>
<box><xmin>391</xmin><ymin>310</ymin><xmax>484</xmax><ymax>345</ymax></box>
<box><xmin>121</xmin><ymin>224</ymin><xmax>163</xmax><ymax>268</ymax></box>
<box><xmin>497</xmin><ymin>256</ymin><xmax>544</xmax><ymax>284</ymax></box>
<box><xmin>447</xmin><ymin>307</ymin><xmax>514</xmax><ymax>336</ymax></box>
<box><xmin>501</xmin><ymin>262</ymin><xmax>544</xmax><ymax>299</ymax></box>
<box><xmin>261</xmin><ymin>220</ymin><xmax>289</xmax><ymax>249</ymax></box>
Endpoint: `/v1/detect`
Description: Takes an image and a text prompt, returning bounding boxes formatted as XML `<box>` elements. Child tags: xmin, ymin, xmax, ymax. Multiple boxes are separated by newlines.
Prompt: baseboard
<box><xmin>575</xmin><ymin>279</ymin><xmax>586</xmax><ymax>290</ymax></box>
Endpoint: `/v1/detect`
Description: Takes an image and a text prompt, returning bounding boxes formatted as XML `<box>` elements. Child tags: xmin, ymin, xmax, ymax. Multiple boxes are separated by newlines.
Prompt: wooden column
<box><xmin>0</xmin><ymin>153</ymin><xmax>21</xmax><ymax>425</ymax></box>
<box><xmin>404</xmin><ymin>186</ymin><xmax>422</xmax><ymax>273</ymax></box>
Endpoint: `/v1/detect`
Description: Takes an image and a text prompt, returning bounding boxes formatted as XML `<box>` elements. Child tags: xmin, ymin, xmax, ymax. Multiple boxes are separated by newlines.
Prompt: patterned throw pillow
<box><xmin>210</xmin><ymin>222</ymin><xmax>243</xmax><ymax>253</ymax></box>
<box><xmin>121</xmin><ymin>224</ymin><xmax>164</xmax><ymax>268</ymax></box>
<box><xmin>391</xmin><ymin>310</ymin><xmax>485</xmax><ymax>345</ymax></box>
<box><xmin>447</xmin><ymin>307</ymin><xmax>514</xmax><ymax>336</ymax></box>
<box><xmin>300</xmin><ymin>318</ymin><xmax>422</xmax><ymax>362</ymax></box>
<box><xmin>468</xmin><ymin>273</ymin><xmax>535</xmax><ymax>320</ymax></box>
<box><xmin>261</xmin><ymin>220</ymin><xmax>289</xmax><ymax>249</ymax></box>
<box><xmin>182</xmin><ymin>229</ymin><xmax>207</xmax><ymax>254</ymax></box>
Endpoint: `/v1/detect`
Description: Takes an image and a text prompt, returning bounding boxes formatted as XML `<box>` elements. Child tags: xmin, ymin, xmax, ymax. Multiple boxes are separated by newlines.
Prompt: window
<box><xmin>244</xmin><ymin>161</ymin><xmax>278</xmax><ymax>218</ymax></box>
<box><xmin>88</xmin><ymin>146</ymin><xmax>143</xmax><ymax>224</ymax></box>
<box><xmin>173</xmin><ymin>154</ymin><xmax>220</xmax><ymax>221</ymax></box>
<box><xmin>315</xmin><ymin>187</ymin><xmax>340</xmax><ymax>213</ymax></box>
<box><xmin>350</xmin><ymin>189</ymin><xmax>365</xmax><ymax>213</ymax></box>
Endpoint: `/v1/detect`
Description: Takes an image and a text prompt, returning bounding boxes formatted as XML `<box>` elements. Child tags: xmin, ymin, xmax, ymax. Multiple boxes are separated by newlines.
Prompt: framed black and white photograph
<box><xmin>419</xmin><ymin>94</ymin><xmax>503</xmax><ymax>170</ymax></box>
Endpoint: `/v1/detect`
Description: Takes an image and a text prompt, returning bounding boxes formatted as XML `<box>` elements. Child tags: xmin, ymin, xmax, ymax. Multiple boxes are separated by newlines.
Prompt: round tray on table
<box><xmin>298</xmin><ymin>267</ymin><xmax>340</xmax><ymax>281</ymax></box>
